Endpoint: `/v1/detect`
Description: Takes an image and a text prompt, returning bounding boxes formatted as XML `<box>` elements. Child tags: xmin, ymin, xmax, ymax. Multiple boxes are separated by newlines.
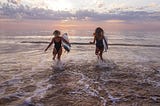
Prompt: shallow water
<box><xmin>0</xmin><ymin>31</ymin><xmax>160</xmax><ymax>106</ymax></box>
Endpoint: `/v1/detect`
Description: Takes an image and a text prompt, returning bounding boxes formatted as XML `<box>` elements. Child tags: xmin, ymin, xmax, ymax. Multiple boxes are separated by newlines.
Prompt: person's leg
<box><xmin>55</xmin><ymin>48</ymin><xmax>62</xmax><ymax>68</ymax></box>
<box><xmin>95</xmin><ymin>47</ymin><xmax>99</xmax><ymax>55</ymax></box>
<box><xmin>95</xmin><ymin>47</ymin><xmax>100</xmax><ymax>61</ymax></box>
<box><xmin>99</xmin><ymin>48</ymin><xmax>104</xmax><ymax>61</ymax></box>
<box><xmin>53</xmin><ymin>48</ymin><xmax>57</xmax><ymax>60</ymax></box>
<box><xmin>57</xmin><ymin>47</ymin><xmax>62</xmax><ymax>61</ymax></box>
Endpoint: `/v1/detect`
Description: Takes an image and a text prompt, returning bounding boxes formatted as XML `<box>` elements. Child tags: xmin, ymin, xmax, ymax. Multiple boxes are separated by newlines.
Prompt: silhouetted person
<box><xmin>90</xmin><ymin>27</ymin><xmax>108</xmax><ymax>61</ymax></box>
<box><xmin>45</xmin><ymin>30</ymin><xmax>70</xmax><ymax>61</ymax></box>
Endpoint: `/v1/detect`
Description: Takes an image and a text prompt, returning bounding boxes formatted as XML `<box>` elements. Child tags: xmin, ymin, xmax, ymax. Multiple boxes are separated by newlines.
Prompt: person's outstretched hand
<box><xmin>44</xmin><ymin>48</ymin><xmax>47</xmax><ymax>52</ymax></box>
<box><xmin>89</xmin><ymin>42</ymin><xmax>93</xmax><ymax>44</ymax></box>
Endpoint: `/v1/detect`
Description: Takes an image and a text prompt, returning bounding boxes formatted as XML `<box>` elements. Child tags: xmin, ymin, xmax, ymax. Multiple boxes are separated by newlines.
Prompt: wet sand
<box><xmin>0</xmin><ymin>44</ymin><xmax>160</xmax><ymax>106</ymax></box>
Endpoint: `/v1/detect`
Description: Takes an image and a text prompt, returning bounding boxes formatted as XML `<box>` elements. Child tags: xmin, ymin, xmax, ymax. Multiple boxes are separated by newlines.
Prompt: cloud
<box><xmin>95</xmin><ymin>0</ymin><xmax>105</xmax><ymax>8</ymax></box>
<box><xmin>7</xmin><ymin>0</ymin><xmax>21</xmax><ymax>5</ymax></box>
<box><xmin>0</xmin><ymin>2</ymin><xmax>160</xmax><ymax>22</ymax></box>
<box><xmin>148</xmin><ymin>3</ymin><xmax>158</xmax><ymax>8</ymax></box>
<box><xmin>74</xmin><ymin>10</ymin><xmax>160</xmax><ymax>22</ymax></box>
<box><xmin>0</xmin><ymin>3</ymin><xmax>73</xmax><ymax>20</ymax></box>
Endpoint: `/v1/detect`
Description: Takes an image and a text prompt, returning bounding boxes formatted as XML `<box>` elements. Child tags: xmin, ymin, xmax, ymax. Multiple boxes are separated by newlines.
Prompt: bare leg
<box><xmin>53</xmin><ymin>48</ymin><xmax>57</xmax><ymax>60</ymax></box>
<box><xmin>57</xmin><ymin>47</ymin><xmax>62</xmax><ymax>61</ymax></box>
<box><xmin>95</xmin><ymin>48</ymin><xmax>99</xmax><ymax>56</ymax></box>
<box><xmin>97</xmin><ymin>55</ymin><xmax>100</xmax><ymax>60</ymax></box>
<box><xmin>99</xmin><ymin>48</ymin><xmax>104</xmax><ymax>62</ymax></box>
<box><xmin>99</xmin><ymin>53</ymin><xmax>103</xmax><ymax>61</ymax></box>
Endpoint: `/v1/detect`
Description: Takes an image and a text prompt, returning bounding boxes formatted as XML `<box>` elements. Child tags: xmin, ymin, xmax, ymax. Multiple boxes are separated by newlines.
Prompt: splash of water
<box><xmin>108</xmin><ymin>93</ymin><xmax>121</xmax><ymax>104</ymax></box>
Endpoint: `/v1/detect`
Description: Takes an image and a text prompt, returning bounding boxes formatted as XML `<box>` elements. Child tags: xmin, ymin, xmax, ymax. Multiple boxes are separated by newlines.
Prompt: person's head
<box><xmin>53</xmin><ymin>30</ymin><xmax>61</xmax><ymax>37</ymax></box>
<box><xmin>95</xmin><ymin>27</ymin><xmax>104</xmax><ymax>37</ymax></box>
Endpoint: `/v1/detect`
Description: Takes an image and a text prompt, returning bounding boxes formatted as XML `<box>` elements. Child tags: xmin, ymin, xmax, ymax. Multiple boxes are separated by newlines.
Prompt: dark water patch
<box><xmin>0</xmin><ymin>96</ymin><xmax>19</xmax><ymax>105</ymax></box>
<box><xmin>0</xmin><ymin>92</ymin><xmax>24</xmax><ymax>105</ymax></box>
<box><xmin>0</xmin><ymin>78</ymin><xmax>22</xmax><ymax>87</ymax></box>
<box><xmin>20</xmin><ymin>85</ymin><xmax>37</xmax><ymax>93</ymax></box>
<box><xmin>0</xmin><ymin>62</ymin><xmax>18</xmax><ymax>65</ymax></box>
<box><xmin>4</xmin><ymin>86</ymin><xmax>18</xmax><ymax>94</ymax></box>
<box><xmin>21</xmin><ymin>41</ymin><xmax>49</xmax><ymax>44</ymax></box>
<box><xmin>18</xmin><ymin>102</ymin><xmax>35</xmax><ymax>106</ymax></box>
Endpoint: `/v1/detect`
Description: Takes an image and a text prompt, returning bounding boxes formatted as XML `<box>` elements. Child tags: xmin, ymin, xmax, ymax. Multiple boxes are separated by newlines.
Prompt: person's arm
<box><xmin>44</xmin><ymin>38</ymin><xmax>54</xmax><ymax>52</ymax></box>
<box><xmin>90</xmin><ymin>35</ymin><xmax>96</xmax><ymax>44</ymax></box>
<box><xmin>62</xmin><ymin>37</ymin><xmax>71</xmax><ymax>47</ymax></box>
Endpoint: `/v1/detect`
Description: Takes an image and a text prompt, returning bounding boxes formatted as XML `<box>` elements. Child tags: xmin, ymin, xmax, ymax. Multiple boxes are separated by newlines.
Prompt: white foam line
<box><xmin>24</xmin><ymin>79</ymin><xmax>52</xmax><ymax>105</ymax></box>
<box><xmin>23</xmin><ymin>53</ymin><xmax>52</xmax><ymax>105</ymax></box>
<box><xmin>100</xmin><ymin>97</ymin><xmax>107</xmax><ymax>106</ymax></box>
<box><xmin>108</xmin><ymin>93</ymin><xmax>121</xmax><ymax>104</ymax></box>
<box><xmin>83</xmin><ymin>84</ymin><xmax>108</xmax><ymax>106</ymax></box>
<box><xmin>150</xmin><ymin>96</ymin><xmax>160</xmax><ymax>102</ymax></box>
<box><xmin>1</xmin><ymin>78</ymin><xmax>22</xmax><ymax>87</ymax></box>
<box><xmin>66</xmin><ymin>70</ymin><xmax>123</xmax><ymax>106</ymax></box>
<box><xmin>69</xmin><ymin>91</ymin><xmax>83</xmax><ymax>95</ymax></box>
<box><xmin>146</xmin><ymin>78</ymin><xmax>160</xmax><ymax>87</ymax></box>
<box><xmin>69</xmin><ymin>71</ymin><xmax>108</xmax><ymax>106</ymax></box>
<box><xmin>0</xmin><ymin>92</ymin><xmax>24</xmax><ymax>100</ymax></box>
<box><xmin>87</xmin><ymin>87</ymin><xmax>99</xmax><ymax>97</ymax></box>
<box><xmin>34</xmin><ymin>84</ymin><xmax>52</xmax><ymax>98</ymax></box>
<box><xmin>77</xmin><ymin>74</ymin><xmax>86</xmax><ymax>84</ymax></box>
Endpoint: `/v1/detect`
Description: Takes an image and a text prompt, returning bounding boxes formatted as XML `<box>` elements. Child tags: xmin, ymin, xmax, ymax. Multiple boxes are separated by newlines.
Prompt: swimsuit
<box><xmin>96</xmin><ymin>39</ymin><xmax>104</xmax><ymax>49</ymax></box>
<box><xmin>54</xmin><ymin>39</ymin><xmax>62</xmax><ymax>53</ymax></box>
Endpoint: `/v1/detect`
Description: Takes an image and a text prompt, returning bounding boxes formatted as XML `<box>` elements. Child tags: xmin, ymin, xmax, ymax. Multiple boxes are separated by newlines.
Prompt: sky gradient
<box><xmin>0</xmin><ymin>0</ymin><xmax>160</xmax><ymax>31</ymax></box>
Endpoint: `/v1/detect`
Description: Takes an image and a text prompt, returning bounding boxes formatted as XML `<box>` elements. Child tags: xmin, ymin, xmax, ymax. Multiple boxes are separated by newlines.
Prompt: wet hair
<box><xmin>53</xmin><ymin>30</ymin><xmax>61</xmax><ymax>36</ymax></box>
<box><xmin>95</xmin><ymin>27</ymin><xmax>104</xmax><ymax>37</ymax></box>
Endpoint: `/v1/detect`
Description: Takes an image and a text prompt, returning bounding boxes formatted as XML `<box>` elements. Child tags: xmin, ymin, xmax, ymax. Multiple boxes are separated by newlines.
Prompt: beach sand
<box><xmin>0</xmin><ymin>43</ymin><xmax>160</xmax><ymax>106</ymax></box>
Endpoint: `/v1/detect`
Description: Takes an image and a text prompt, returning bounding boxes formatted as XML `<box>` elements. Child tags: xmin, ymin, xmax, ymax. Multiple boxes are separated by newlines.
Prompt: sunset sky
<box><xmin>0</xmin><ymin>0</ymin><xmax>160</xmax><ymax>31</ymax></box>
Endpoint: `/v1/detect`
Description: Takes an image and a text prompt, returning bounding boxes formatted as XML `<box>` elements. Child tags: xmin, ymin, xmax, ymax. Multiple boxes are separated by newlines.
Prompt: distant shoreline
<box><xmin>21</xmin><ymin>41</ymin><xmax>160</xmax><ymax>48</ymax></box>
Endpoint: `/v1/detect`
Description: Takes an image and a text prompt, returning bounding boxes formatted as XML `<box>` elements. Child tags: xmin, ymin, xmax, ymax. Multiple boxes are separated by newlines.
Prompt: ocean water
<box><xmin>0</xmin><ymin>31</ymin><xmax>160</xmax><ymax>62</ymax></box>
<box><xmin>0</xmin><ymin>31</ymin><xmax>160</xmax><ymax>106</ymax></box>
